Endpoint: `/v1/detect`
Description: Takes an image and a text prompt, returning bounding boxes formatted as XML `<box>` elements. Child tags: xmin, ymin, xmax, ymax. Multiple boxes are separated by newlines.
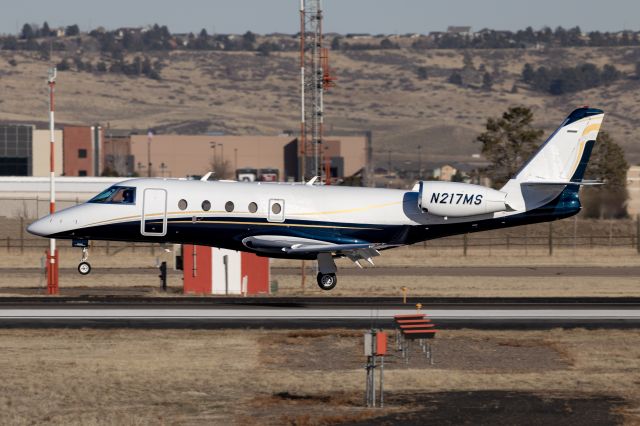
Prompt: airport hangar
<box><xmin>0</xmin><ymin>123</ymin><xmax>370</xmax><ymax>183</ymax></box>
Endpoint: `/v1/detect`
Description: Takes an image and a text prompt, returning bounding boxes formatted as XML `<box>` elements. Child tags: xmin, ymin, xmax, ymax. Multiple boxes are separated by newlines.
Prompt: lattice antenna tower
<box><xmin>299</xmin><ymin>0</ymin><xmax>335</xmax><ymax>181</ymax></box>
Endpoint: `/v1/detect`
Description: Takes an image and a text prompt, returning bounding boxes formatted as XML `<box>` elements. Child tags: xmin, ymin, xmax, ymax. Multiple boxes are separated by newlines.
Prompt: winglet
<box><xmin>306</xmin><ymin>176</ymin><xmax>318</xmax><ymax>186</ymax></box>
<box><xmin>201</xmin><ymin>172</ymin><xmax>213</xmax><ymax>181</ymax></box>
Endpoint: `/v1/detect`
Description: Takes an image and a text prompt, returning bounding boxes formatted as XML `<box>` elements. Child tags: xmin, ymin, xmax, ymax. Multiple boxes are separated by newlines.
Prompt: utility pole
<box><xmin>234</xmin><ymin>148</ymin><xmax>238</xmax><ymax>171</ymax></box>
<box><xmin>210</xmin><ymin>141</ymin><xmax>217</xmax><ymax>170</ymax></box>
<box><xmin>147</xmin><ymin>129</ymin><xmax>153</xmax><ymax>177</ymax></box>
<box><xmin>47</xmin><ymin>67</ymin><xmax>58</xmax><ymax>295</ymax></box>
<box><xmin>299</xmin><ymin>0</ymin><xmax>306</xmax><ymax>180</ymax></box>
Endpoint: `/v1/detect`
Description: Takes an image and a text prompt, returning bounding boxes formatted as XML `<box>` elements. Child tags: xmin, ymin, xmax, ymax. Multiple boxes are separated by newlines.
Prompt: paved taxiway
<box><xmin>3</xmin><ymin>266</ymin><xmax>639</xmax><ymax>277</ymax></box>
<box><xmin>0</xmin><ymin>297</ymin><xmax>638</xmax><ymax>329</ymax></box>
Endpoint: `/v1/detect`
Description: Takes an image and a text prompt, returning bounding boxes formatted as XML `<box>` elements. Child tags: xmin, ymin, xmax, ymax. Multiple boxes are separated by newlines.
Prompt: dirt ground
<box><xmin>0</xmin><ymin>328</ymin><xmax>638</xmax><ymax>425</ymax></box>
<box><xmin>1</xmin><ymin>245</ymin><xmax>640</xmax><ymax>297</ymax></box>
<box><xmin>3</xmin><ymin>245</ymin><xmax>640</xmax><ymax>269</ymax></box>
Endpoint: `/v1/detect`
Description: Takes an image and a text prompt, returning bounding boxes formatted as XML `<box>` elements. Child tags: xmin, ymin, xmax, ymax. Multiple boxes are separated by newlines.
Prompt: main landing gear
<box><xmin>317</xmin><ymin>272</ymin><xmax>337</xmax><ymax>290</ymax></box>
<box><xmin>73</xmin><ymin>239</ymin><xmax>91</xmax><ymax>275</ymax></box>
<box><xmin>316</xmin><ymin>253</ymin><xmax>338</xmax><ymax>291</ymax></box>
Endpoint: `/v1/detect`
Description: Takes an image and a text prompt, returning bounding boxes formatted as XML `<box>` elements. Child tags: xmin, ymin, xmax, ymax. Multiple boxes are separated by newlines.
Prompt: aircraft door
<box><xmin>141</xmin><ymin>188</ymin><xmax>168</xmax><ymax>236</ymax></box>
<box><xmin>267</xmin><ymin>199</ymin><xmax>285</xmax><ymax>222</ymax></box>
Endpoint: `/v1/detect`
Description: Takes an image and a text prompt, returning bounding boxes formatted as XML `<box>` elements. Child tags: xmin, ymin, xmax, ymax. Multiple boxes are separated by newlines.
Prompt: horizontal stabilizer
<box><xmin>521</xmin><ymin>180</ymin><xmax>603</xmax><ymax>186</ymax></box>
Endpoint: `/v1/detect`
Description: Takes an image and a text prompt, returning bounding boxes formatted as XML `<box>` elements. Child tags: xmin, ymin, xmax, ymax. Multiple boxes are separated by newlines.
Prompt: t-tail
<box><xmin>502</xmin><ymin>107</ymin><xmax>604</xmax><ymax>214</ymax></box>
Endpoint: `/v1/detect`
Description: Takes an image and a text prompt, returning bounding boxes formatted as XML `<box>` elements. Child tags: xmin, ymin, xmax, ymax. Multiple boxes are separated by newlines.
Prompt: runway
<box><xmin>0</xmin><ymin>296</ymin><xmax>639</xmax><ymax>329</ymax></box>
<box><xmin>273</xmin><ymin>266</ymin><xmax>640</xmax><ymax>277</ymax></box>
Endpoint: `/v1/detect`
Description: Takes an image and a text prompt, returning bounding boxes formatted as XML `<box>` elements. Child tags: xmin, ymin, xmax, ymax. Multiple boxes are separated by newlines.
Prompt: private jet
<box><xmin>28</xmin><ymin>107</ymin><xmax>604</xmax><ymax>290</ymax></box>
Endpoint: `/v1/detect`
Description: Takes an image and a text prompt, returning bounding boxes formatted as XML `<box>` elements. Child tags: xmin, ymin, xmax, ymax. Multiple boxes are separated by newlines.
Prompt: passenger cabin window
<box><xmin>202</xmin><ymin>200</ymin><xmax>211</xmax><ymax>211</ymax></box>
<box><xmin>89</xmin><ymin>186</ymin><xmax>136</xmax><ymax>204</ymax></box>
<box><xmin>225</xmin><ymin>201</ymin><xmax>234</xmax><ymax>212</ymax></box>
<box><xmin>178</xmin><ymin>199</ymin><xmax>188</xmax><ymax>210</ymax></box>
<box><xmin>271</xmin><ymin>202</ymin><xmax>282</xmax><ymax>215</ymax></box>
<box><xmin>248</xmin><ymin>202</ymin><xmax>258</xmax><ymax>213</ymax></box>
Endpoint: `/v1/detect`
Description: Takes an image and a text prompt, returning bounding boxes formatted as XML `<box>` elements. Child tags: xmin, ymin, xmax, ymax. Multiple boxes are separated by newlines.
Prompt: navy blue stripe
<box><xmin>570</xmin><ymin>139</ymin><xmax>595</xmax><ymax>182</ymax></box>
<box><xmin>564</xmin><ymin>107</ymin><xmax>603</xmax><ymax>126</ymax></box>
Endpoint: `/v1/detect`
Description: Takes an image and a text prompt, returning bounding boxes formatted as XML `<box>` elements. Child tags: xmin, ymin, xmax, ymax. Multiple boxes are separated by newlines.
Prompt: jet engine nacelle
<box><xmin>418</xmin><ymin>181</ymin><xmax>509</xmax><ymax>217</ymax></box>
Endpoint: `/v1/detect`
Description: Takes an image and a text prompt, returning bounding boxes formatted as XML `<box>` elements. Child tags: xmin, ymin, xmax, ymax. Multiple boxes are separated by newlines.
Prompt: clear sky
<box><xmin>1</xmin><ymin>0</ymin><xmax>638</xmax><ymax>35</ymax></box>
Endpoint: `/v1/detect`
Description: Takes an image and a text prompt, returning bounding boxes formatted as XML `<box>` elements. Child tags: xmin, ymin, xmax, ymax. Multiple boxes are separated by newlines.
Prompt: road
<box><xmin>273</xmin><ymin>266</ymin><xmax>640</xmax><ymax>277</ymax></box>
<box><xmin>0</xmin><ymin>296</ymin><xmax>639</xmax><ymax>329</ymax></box>
<box><xmin>4</xmin><ymin>265</ymin><xmax>640</xmax><ymax>277</ymax></box>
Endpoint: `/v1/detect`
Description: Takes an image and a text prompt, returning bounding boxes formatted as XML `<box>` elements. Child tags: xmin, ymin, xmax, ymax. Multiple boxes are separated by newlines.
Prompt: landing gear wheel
<box><xmin>78</xmin><ymin>261</ymin><xmax>91</xmax><ymax>275</ymax></box>
<box><xmin>317</xmin><ymin>272</ymin><xmax>337</xmax><ymax>291</ymax></box>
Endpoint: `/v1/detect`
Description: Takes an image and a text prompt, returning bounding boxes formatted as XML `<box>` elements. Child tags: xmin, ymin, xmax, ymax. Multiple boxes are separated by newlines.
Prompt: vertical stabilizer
<box><xmin>502</xmin><ymin>107</ymin><xmax>604</xmax><ymax>211</ymax></box>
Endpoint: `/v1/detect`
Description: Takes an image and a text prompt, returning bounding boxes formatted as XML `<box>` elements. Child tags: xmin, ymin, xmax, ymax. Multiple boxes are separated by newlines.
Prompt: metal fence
<box><xmin>4</xmin><ymin>208</ymin><xmax>640</xmax><ymax>256</ymax></box>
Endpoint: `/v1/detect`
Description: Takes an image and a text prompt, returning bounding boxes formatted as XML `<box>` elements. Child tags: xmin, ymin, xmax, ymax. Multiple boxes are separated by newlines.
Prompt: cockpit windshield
<box><xmin>89</xmin><ymin>186</ymin><xmax>136</xmax><ymax>204</ymax></box>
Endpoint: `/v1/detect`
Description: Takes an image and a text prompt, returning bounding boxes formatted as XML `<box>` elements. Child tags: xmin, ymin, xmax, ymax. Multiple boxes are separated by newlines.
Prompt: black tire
<box><xmin>317</xmin><ymin>272</ymin><xmax>337</xmax><ymax>291</ymax></box>
<box><xmin>78</xmin><ymin>262</ymin><xmax>91</xmax><ymax>275</ymax></box>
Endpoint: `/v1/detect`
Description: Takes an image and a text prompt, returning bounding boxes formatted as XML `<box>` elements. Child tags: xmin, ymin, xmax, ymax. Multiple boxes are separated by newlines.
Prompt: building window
<box><xmin>178</xmin><ymin>199</ymin><xmax>188</xmax><ymax>210</ymax></box>
<box><xmin>202</xmin><ymin>200</ymin><xmax>211</xmax><ymax>211</ymax></box>
<box><xmin>78</xmin><ymin>149</ymin><xmax>87</xmax><ymax>158</ymax></box>
<box><xmin>225</xmin><ymin>201</ymin><xmax>234</xmax><ymax>212</ymax></box>
<box><xmin>271</xmin><ymin>202</ymin><xmax>282</xmax><ymax>215</ymax></box>
<box><xmin>248</xmin><ymin>202</ymin><xmax>258</xmax><ymax>213</ymax></box>
<box><xmin>78</xmin><ymin>170</ymin><xmax>87</xmax><ymax>176</ymax></box>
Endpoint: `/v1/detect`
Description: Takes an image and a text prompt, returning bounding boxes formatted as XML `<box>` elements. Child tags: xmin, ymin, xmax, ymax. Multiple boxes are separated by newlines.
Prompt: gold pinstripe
<box><xmin>567</xmin><ymin>121</ymin><xmax>601</xmax><ymax>178</ymax></box>
<box><xmin>581</xmin><ymin>123</ymin><xmax>601</xmax><ymax>136</ymax></box>
<box><xmin>85</xmin><ymin>203</ymin><xmax>400</xmax><ymax>229</ymax></box>
<box><xmin>169</xmin><ymin>220</ymin><xmax>381</xmax><ymax>230</ymax></box>
<box><xmin>85</xmin><ymin>215</ymin><xmax>381</xmax><ymax>230</ymax></box>
<box><xmin>568</xmin><ymin>140</ymin><xmax>586</xmax><ymax>178</ymax></box>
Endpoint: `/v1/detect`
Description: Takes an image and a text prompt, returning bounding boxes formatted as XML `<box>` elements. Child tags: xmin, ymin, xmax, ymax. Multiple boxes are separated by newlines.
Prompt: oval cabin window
<box><xmin>178</xmin><ymin>199</ymin><xmax>188</xmax><ymax>210</ymax></box>
<box><xmin>202</xmin><ymin>200</ymin><xmax>211</xmax><ymax>211</ymax></box>
<box><xmin>248</xmin><ymin>202</ymin><xmax>258</xmax><ymax>213</ymax></box>
<box><xmin>271</xmin><ymin>202</ymin><xmax>282</xmax><ymax>215</ymax></box>
<box><xmin>225</xmin><ymin>201</ymin><xmax>234</xmax><ymax>212</ymax></box>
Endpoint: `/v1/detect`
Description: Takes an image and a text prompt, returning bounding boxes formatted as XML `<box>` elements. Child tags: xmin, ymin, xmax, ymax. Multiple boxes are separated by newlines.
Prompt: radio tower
<box><xmin>299</xmin><ymin>0</ymin><xmax>335</xmax><ymax>181</ymax></box>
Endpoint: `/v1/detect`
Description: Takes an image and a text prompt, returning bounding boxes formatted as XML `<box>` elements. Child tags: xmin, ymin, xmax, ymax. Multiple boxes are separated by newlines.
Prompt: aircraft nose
<box><xmin>27</xmin><ymin>216</ymin><xmax>54</xmax><ymax>237</ymax></box>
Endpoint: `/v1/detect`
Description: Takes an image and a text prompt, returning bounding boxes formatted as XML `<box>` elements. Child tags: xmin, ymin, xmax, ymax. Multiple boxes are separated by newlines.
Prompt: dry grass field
<box><xmin>1</xmin><ymin>46</ymin><xmax>640</xmax><ymax>165</ymax></box>
<box><xmin>0</xmin><ymin>243</ymin><xmax>638</xmax><ymax>297</ymax></box>
<box><xmin>0</xmin><ymin>328</ymin><xmax>638</xmax><ymax>424</ymax></box>
<box><xmin>1</xmin><ymin>217</ymin><xmax>638</xmax><ymax>296</ymax></box>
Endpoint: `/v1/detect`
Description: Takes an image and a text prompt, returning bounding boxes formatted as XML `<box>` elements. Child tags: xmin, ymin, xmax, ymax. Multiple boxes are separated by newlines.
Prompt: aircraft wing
<box><xmin>242</xmin><ymin>235</ymin><xmax>381</xmax><ymax>265</ymax></box>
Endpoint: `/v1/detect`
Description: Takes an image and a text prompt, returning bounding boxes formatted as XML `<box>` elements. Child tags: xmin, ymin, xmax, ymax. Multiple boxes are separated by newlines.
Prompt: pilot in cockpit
<box><xmin>122</xmin><ymin>188</ymin><xmax>134</xmax><ymax>204</ymax></box>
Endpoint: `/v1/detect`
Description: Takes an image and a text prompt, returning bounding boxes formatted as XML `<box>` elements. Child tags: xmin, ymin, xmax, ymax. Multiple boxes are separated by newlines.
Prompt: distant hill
<box><xmin>1</xmin><ymin>45</ymin><xmax>639</xmax><ymax>170</ymax></box>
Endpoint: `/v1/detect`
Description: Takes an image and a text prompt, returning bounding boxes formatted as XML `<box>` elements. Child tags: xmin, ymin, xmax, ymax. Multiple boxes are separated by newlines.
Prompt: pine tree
<box><xmin>448</xmin><ymin>71</ymin><xmax>463</xmax><ymax>86</ymax></box>
<box><xmin>581</xmin><ymin>131</ymin><xmax>629</xmax><ymax>218</ymax></box>
<box><xmin>476</xmin><ymin>106</ymin><xmax>544</xmax><ymax>188</ymax></box>
<box><xmin>21</xmin><ymin>23</ymin><xmax>34</xmax><ymax>40</ymax></box>
<box><xmin>482</xmin><ymin>72</ymin><xmax>493</xmax><ymax>90</ymax></box>
<box><xmin>522</xmin><ymin>63</ymin><xmax>534</xmax><ymax>83</ymax></box>
<box><xmin>416</xmin><ymin>66</ymin><xmax>428</xmax><ymax>80</ymax></box>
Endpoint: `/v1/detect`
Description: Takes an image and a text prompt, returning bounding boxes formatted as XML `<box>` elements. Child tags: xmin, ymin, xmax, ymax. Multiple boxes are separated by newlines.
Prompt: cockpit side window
<box><xmin>89</xmin><ymin>186</ymin><xmax>136</xmax><ymax>205</ymax></box>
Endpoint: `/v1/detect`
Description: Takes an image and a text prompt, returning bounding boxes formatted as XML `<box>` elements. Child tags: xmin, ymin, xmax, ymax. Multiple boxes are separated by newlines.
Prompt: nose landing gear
<box><xmin>73</xmin><ymin>239</ymin><xmax>91</xmax><ymax>275</ymax></box>
<box><xmin>78</xmin><ymin>259</ymin><xmax>91</xmax><ymax>275</ymax></box>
